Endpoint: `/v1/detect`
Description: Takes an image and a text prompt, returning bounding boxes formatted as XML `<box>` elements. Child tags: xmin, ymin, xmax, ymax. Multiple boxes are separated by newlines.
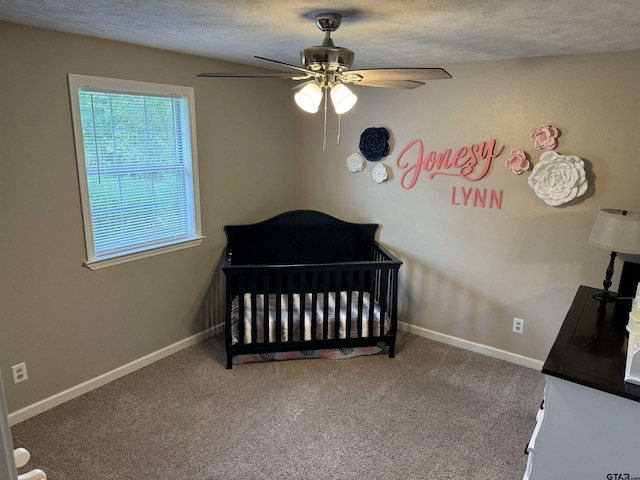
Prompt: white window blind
<box><xmin>68</xmin><ymin>75</ymin><xmax>204</xmax><ymax>269</ymax></box>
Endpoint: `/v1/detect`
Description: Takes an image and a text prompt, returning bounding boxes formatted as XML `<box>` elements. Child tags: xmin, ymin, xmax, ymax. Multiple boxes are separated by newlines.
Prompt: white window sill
<box><xmin>84</xmin><ymin>236</ymin><xmax>206</xmax><ymax>270</ymax></box>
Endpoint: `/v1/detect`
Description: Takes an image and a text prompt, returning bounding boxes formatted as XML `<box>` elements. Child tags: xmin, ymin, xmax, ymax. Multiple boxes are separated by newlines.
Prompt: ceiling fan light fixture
<box><xmin>198</xmin><ymin>10</ymin><xmax>451</xmax><ymax>149</ymax></box>
<box><xmin>330</xmin><ymin>83</ymin><xmax>357</xmax><ymax>114</ymax></box>
<box><xmin>294</xmin><ymin>82</ymin><xmax>323</xmax><ymax>113</ymax></box>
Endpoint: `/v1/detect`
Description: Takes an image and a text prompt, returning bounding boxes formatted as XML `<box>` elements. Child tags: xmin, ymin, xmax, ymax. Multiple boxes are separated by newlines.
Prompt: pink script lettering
<box><xmin>396</xmin><ymin>139</ymin><xmax>505</xmax><ymax>189</ymax></box>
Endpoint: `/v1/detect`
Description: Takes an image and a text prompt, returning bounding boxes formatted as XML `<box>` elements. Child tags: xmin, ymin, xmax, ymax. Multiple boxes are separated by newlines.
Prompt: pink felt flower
<box><xmin>505</xmin><ymin>149</ymin><xmax>530</xmax><ymax>175</ymax></box>
<box><xmin>531</xmin><ymin>124</ymin><xmax>559</xmax><ymax>150</ymax></box>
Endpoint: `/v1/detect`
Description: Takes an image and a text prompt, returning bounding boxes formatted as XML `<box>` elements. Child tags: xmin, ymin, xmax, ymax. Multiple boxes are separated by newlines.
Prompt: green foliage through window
<box><xmin>69</xmin><ymin>75</ymin><xmax>202</xmax><ymax>267</ymax></box>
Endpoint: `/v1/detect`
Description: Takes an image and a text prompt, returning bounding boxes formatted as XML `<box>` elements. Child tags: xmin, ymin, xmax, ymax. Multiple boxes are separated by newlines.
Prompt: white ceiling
<box><xmin>2</xmin><ymin>1</ymin><xmax>640</xmax><ymax>71</ymax></box>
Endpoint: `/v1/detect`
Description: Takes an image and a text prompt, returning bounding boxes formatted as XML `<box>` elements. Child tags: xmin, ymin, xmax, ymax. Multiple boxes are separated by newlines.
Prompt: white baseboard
<box><xmin>398</xmin><ymin>321</ymin><xmax>544</xmax><ymax>371</ymax></box>
<box><xmin>8</xmin><ymin>323</ymin><xmax>223</xmax><ymax>426</ymax></box>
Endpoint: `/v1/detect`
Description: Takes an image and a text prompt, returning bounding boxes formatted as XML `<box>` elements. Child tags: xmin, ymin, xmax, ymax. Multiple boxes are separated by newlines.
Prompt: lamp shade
<box><xmin>588</xmin><ymin>209</ymin><xmax>640</xmax><ymax>254</ymax></box>
<box><xmin>294</xmin><ymin>83</ymin><xmax>323</xmax><ymax>113</ymax></box>
<box><xmin>330</xmin><ymin>83</ymin><xmax>357</xmax><ymax>114</ymax></box>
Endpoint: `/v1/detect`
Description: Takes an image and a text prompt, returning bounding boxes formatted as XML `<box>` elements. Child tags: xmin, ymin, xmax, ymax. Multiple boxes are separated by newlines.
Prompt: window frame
<box><xmin>68</xmin><ymin>74</ymin><xmax>205</xmax><ymax>270</ymax></box>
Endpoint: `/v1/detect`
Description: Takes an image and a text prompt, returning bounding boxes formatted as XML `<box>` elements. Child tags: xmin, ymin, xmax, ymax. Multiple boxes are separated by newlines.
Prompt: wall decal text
<box><xmin>396</xmin><ymin>139</ymin><xmax>505</xmax><ymax>189</ymax></box>
<box><xmin>451</xmin><ymin>187</ymin><xmax>503</xmax><ymax>209</ymax></box>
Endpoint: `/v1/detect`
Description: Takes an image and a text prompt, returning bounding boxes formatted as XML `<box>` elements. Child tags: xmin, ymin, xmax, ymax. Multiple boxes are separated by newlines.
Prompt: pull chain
<box><xmin>322</xmin><ymin>88</ymin><xmax>328</xmax><ymax>151</ymax></box>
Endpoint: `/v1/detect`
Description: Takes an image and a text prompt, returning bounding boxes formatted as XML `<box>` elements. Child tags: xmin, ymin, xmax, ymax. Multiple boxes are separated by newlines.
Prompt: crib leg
<box><xmin>226</xmin><ymin>352</ymin><xmax>233</xmax><ymax>369</ymax></box>
<box><xmin>388</xmin><ymin>342</ymin><xmax>396</xmax><ymax>358</ymax></box>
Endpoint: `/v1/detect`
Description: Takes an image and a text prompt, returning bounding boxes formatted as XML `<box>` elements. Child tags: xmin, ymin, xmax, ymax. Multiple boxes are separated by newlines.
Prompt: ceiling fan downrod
<box><xmin>301</xmin><ymin>13</ymin><xmax>355</xmax><ymax>73</ymax></box>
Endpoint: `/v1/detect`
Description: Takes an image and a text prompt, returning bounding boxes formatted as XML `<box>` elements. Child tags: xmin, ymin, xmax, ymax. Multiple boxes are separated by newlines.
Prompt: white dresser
<box><xmin>524</xmin><ymin>286</ymin><xmax>640</xmax><ymax>480</ymax></box>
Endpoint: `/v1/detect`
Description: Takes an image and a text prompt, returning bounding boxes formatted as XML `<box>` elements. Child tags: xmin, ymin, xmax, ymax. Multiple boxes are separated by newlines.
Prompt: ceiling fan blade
<box><xmin>254</xmin><ymin>56</ymin><xmax>317</xmax><ymax>76</ymax></box>
<box><xmin>349</xmin><ymin>78</ymin><xmax>426</xmax><ymax>89</ymax></box>
<box><xmin>197</xmin><ymin>72</ymin><xmax>303</xmax><ymax>78</ymax></box>
<box><xmin>348</xmin><ymin>68</ymin><xmax>452</xmax><ymax>81</ymax></box>
<box><xmin>291</xmin><ymin>80</ymin><xmax>315</xmax><ymax>91</ymax></box>
<box><xmin>199</xmin><ymin>56</ymin><xmax>315</xmax><ymax>79</ymax></box>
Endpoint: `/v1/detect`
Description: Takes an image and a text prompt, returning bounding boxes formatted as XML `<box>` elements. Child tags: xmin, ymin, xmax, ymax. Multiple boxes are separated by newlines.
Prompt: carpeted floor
<box><xmin>11</xmin><ymin>332</ymin><xmax>544</xmax><ymax>479</ymax></box>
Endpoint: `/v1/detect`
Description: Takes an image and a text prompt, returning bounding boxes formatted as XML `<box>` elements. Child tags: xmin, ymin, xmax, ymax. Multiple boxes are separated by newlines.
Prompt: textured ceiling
<box><xmin>2</xmin><ymin>1</ymin><xmax>640</xmax><ymax>71</ymax></box>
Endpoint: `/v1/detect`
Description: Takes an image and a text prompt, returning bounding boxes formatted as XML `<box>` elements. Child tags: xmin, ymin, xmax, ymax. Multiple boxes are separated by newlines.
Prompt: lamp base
<box><xmin>592</xmin><ymin>251</ymin><xmax>618</xmax><ymax>303</ymax></box>
<box><xmin>592</xmin><ymin>290</ymin><xmax>617</xmax><ymax>302</ymax></box>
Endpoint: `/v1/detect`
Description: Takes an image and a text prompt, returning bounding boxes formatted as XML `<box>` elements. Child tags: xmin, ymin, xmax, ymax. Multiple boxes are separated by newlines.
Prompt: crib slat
<box><xmin>376</xmin><ymin>271</ymin><xmax>381</xmax><ymax>337</ymax></box>
<box><xmin>250</xmin><ymin>274</ymin><xmax>258</xmax><ymax>343</ymax></box>
<box><xmin>368</xmin><ymin>267</ymin><xmax>376</xmax><ymax>338</ymax></box>
<box><xmin>263</xmin><ymin>274</ymin><xmax>270</xmax><ymax>343</ymax></box>
<box><xmin>311</xmin><ymin>271</ymin><xmax>318</xmax><ymax>341</ymax></box>
<box><xmin>300</xmin><ymin>271</ymin><xmax>306</xmax><ymax>342</ymax></box>
<box><xmin>323</xmin><ymin>271</ymin><xmax>330</xmax><ymax>340</ymax></box>
<box><xmin>287</xmin><ymin>272</ymin><xmax>294</xmax><ymax>342</ymax></box>
<box><xmin>357</xmin><ymin>270</ymin><xmax>365</xmax><ymax>338</ymax></box>
<box><xmin>346</xmin><ymin>271</ymin><xmax>353</xmax><ymax>340</ymax></box>
<box><xmin>334</xmin><ymin>270</ymin><xmax>342</xmax><ymax>339</ymax></box>
<box><xmin>238</xmin><ymin>276</ymin><xmax>245</xmax><ymax>345</ymax></box>
<box><xmin>225</xmin><ymin>272</ymin><xmax>233</xmax><ymax>353</ymax></box>
<box><xmin>275</xmin><ymin>272</ymin><xmax>282</xmax><ymax>343</ymax></box>
<box><xmin>379</xmin><ymin>268</ymin><xmax>390</xmax><ymax>337</ymax></box>
<box><xmin>390</xmin><ymin>267</ymin><xmax>398</xmax><ymax>331</ymax></box>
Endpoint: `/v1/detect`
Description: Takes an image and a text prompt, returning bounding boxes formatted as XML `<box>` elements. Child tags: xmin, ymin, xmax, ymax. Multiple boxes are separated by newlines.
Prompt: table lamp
<box><xmin>588</xmin><ymin>209</ymin><xmax>640</xmax><ymax>301</ymax></box>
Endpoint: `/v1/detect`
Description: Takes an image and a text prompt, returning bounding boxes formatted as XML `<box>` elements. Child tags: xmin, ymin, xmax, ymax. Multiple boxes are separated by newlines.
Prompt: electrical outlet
<box><xmin>11</xmin><ymin>362</ymin><xmax>28</xmax><ymax>384</ymax></box>
<box><xmin>513</xmin><ymin>318</ymin><xmax>524</xmax><ymax>334</ymax></box>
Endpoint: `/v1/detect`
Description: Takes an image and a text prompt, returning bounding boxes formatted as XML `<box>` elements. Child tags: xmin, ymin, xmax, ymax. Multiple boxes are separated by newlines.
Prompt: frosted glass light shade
<box><xmin>588</xmin><ymin>209</ymin><xmax>640</xmax><ymax>254</ymax></box>
<box><xmin>330</xmin><ymin>83</ymin><xmax>357</xmax><ymax>114</ymax></box>
<box><xmin>294</xmin><ymin>83</ymin><xmax>323</xmax><ymax>113</ymax></box>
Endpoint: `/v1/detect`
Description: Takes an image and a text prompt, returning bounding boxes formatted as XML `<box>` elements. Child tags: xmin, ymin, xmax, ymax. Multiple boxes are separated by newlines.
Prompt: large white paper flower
<box><xmin>528</xmin><ymin>151</ymin><xmax>588</xmax><ymax>206</ymax></box>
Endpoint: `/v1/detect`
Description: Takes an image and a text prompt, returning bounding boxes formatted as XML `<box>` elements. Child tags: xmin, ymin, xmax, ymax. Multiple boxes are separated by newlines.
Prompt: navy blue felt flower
<box><xmin>359</xmin><ymin>127</ymin><xmax>390</xmax><ymax>162</ymax></box>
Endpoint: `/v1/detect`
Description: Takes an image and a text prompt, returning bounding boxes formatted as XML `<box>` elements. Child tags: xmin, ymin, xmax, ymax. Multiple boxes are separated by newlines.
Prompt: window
<box><xmin>68</xmin><ymin>74</ymin><xmax>204</xmax><ymax>270</ymax></box>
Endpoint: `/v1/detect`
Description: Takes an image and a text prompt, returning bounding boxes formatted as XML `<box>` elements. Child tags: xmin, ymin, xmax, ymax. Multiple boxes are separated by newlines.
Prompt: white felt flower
<box><xmin>372</xmin><ymin>164</ymin><xmax>388</xmax><ymax>184</ymax></box>
<box><xmin>346</xmin><ymin>152</ymin><xmax>365</xmax><ymax>172</ymax></box>
<box><xmin>527</xmin><ymin>151</ymin><xmax>588</xmax><ymax>206</ymax></box>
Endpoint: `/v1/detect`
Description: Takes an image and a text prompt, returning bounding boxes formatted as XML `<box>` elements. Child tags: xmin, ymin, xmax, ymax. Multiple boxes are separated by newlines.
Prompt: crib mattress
<box><xmin>231</xmin><ymin>291</ymin><xmax>390</xmax><ymax>345</ymax></box>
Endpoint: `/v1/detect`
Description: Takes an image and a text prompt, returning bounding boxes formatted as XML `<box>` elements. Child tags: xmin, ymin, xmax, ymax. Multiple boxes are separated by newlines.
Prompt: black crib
<box><xmin>222</xmin><ymin>210</ymin><xmax>402</xmax><ymax>369</ymax></box>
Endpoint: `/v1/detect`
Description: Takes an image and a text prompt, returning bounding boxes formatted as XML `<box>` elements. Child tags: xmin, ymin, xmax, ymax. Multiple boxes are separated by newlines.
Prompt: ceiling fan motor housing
<box><xmin>300</xmin><ymin>44</ymin><xmax>355</xmax><ymax>72</ymax></box>
<box><xmin>301</xmin><ymin>12</ymin><xmax>354</xmax><ymax>73</ymax></box>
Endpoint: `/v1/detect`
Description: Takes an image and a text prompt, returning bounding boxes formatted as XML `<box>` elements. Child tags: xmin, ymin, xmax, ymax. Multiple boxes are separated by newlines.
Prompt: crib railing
<box><xmin>223</xmin><ymin>243</ymin><xmax>401</xmax><ymax>368</ymax></box>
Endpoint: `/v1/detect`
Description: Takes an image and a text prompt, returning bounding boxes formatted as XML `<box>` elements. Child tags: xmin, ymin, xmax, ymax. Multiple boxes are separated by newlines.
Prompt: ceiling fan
<box><xmin>198</xmin><ymin>12</ymin><xmax>452</xmax><ymax>148</ymax></box>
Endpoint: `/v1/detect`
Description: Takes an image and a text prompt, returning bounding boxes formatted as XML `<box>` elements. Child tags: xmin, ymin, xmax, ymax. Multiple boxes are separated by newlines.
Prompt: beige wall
<box><xmin>297</xmin><ymin>51</ymin><xmax>640</xmax><ymax>361</ymax></box>
<box><xmin>3</xmin><ymin>20</ymin><xmax>640</xmax><ymax>414</ymax></box>
<box><xmin>0</xmin><ymin>23</ymin><xmax>296</xmax><ymax>412</ymax></box>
